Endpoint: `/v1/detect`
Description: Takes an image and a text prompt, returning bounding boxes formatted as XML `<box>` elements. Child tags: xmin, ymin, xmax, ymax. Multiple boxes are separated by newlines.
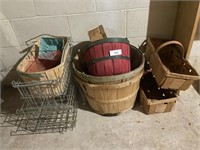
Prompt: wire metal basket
<box><xmin>2</xmin><ymin>71</ymin><xmax>78</xmax><ymax>135</ymax></box>
<box><xmin>2</xmin><ymin>89</ymin><xmax>78</xmax><ymax>135</ymax></box>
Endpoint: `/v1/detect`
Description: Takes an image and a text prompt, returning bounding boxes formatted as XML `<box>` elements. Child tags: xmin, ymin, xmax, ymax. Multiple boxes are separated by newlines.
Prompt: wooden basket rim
<box><xmin>74</xmin><ymin>71</ymin><xmax>143</xmax><ymax>89</ymax></box>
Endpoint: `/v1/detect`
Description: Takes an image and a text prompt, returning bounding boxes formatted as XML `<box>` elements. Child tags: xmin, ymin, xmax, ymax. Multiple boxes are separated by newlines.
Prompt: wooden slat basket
<box><xmin>145</xmin><ymin>38</ymin><xmax>199</xmax><ymax>91</ymax></box>
<box><xmin>16</xmin><ymin>35</ymin><xmax>71</xmax><ymax>96</ymax></box>
<box><xmin>140</xmin><ymin>73</ymin><xmax>177</xmax><ymax>114</ymax></box>
<box><xmin>73</xmin><ymin>45</ymin><xmax>145</xmax><ymax>114</ymax></box>
<box><xmin>75</xmin><ymin>70</ymin><xmax>143</xmax><ymax>114</ymax></box>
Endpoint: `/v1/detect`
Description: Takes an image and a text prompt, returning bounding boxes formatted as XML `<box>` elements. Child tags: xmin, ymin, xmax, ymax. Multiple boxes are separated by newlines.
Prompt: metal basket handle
<box><xmin>25</xmin><ymin>34</ymin><xmax>67</xmax><ymax>47</ymax></box>
<box><xmin>155</xmin><ymin>41</ymin><xmax>185</xmax><ymax>57</ymax></box>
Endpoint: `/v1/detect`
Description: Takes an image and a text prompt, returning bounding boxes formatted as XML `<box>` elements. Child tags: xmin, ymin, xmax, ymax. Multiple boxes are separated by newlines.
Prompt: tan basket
<box><xmin>16</xmin><ymin>35</ymin><xmax>71</xmax><ymax>96</ymax></box>
<box><xmin>146</xmin><ymin>38</ymin><xmax>199</xmax><ymax>90</ymax></box>
<box><xmin>139</xmin><ymin>73</ymin><xmax>177</xmax><ymax>114</ymax></box>
<box><xmin>74</xmin><ymin>69</ymin><xmax>143</xmax><ymax>114</ymax></box>
<box><xmin>73</xmin><ymin>45</ymin><xmax>144</xmax><ymax>84</ymax></box>
<box><xmin>140</xmin><ymin>89</ymin><xmax>177</xmax><ymax>115</ymax></box>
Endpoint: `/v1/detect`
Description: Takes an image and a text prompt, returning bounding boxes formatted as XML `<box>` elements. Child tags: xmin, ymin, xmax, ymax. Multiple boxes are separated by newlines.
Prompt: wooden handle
<box><xmin>155</xmin><ymin>41</ymin><xmax>185</xmax><ymax>57</ymax></box>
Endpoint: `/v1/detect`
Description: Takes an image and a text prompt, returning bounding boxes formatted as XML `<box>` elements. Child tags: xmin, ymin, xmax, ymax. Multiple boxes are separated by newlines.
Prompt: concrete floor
<box><xmin>1</xmin><ymin>43</ymin><xmax>200</xmax><ymax>150</ymax></box>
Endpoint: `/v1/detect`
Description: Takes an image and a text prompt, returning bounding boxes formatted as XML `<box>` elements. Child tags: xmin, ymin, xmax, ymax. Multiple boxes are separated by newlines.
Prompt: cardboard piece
<box><xmin>88</xmin><ymin>25</ymin><xmax>107</xmax><ymax>42</ymax></box>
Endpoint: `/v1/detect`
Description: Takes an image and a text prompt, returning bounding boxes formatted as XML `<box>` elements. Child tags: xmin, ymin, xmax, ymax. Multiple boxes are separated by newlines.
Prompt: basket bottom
<box><xmin>101</xmin><ymin>105</ymin><xmax>133</xmax><ymax>116</ymax></box>
<box><xmin>85</xmin><ymin>89</ymin><xmax>138</xmax><ymax>115</ymax></box>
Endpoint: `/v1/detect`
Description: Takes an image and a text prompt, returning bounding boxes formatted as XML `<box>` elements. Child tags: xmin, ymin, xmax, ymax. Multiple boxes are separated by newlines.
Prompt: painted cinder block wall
<box><xmin>0</xmin><ymin>0</ymin><xmax>180</xmax><ymax>85</ymax></box>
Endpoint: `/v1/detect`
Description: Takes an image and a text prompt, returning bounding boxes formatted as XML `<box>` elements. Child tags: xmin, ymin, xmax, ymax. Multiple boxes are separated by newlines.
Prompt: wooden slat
<box><xmin>173</xmin><ymin>1</ymin><xmax>200</xmax><ymax>59</ymax></box>
<box><xmin>165</xmin><ymin>102</ymin><xmax>175</xmax><ymax>112</ymax></box>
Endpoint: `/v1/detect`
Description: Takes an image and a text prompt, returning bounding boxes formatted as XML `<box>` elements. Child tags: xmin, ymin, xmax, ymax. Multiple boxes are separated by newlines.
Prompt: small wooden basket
<box><xmin>145</xmin><ymin>38</ymin><xmax>199</xmax><ymax>90</ymax></box>
<box><xmin>140</xmin><ymin>73</ymin><xmax>177</xmax><ymax>114</ymax></box>
<box><xmin>16</xmin><ymin>35</ymin><xmax>71</xmax><ymax>96</ymax></box>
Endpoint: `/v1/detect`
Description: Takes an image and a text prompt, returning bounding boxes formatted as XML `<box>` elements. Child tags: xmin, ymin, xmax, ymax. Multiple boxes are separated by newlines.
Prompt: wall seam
<box><xmin>66</xmin><ymin>16</ymin><xmax>73</xmax><ymax>42</ymax></box>
<box><xmin>9</xmin><ymin>8</ymin><xmax>150</xmax><ymax>21</ymax></box>
<box><xmin>0</xmin><ymin>60</ymin><xmax>6</xmax><ymax>72</ymax></box>
<box><xmin>94</xmin><ymin>0</ymin><xmax>97</xmax><ymax>12</ymax></box>
<box><xmin>125</xmin><ymin>11</ymin><xmax>127</xmax><ymax>37</ymax></box>
<box><xmin>9</xmin><ymin>20</ymin><xmax>22</xmax><ymax>51</ymax></box>
<box><xmin>32</xmin><ymin>0</ymin><xmax>39</xmax><ymax>16</ymax></box>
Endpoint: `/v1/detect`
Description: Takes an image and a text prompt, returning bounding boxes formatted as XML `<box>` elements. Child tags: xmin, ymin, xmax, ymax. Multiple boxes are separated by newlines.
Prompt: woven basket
<box><xmin>16</xmin><ymin>35</ymin><xmax>71</xmax><ymax>96</ymax></box>
<box><xmin>73</xmin><ymin>45</ymin><xmax>144</xmax><ymax>114</ymax></box>
<box><xmin>146</xmin><ymin>38</ymin><xmax>199</xmax><ymax>90</ymax></box>
<box><xmin>74</xmin><ymin>70</ymin><xmax>143</xmax><ymax>114</ymax></box>
<box><xmin>73</xmin><ymin>45</ymin><xmax>144</xmax><ymax>84</ymax></box>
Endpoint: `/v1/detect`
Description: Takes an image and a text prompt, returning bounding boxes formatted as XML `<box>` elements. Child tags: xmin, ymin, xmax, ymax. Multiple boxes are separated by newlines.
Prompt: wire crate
<box><xmin>12</xmin><ymin>70</ymin><xmax>71</xmax><ymax>101</ymax></box>
<box><xmin>5</xmin><ymin>70</ymin><xmax>78</xmax><ymax>135</ymax></box>
<box><xmin>2</xmin><ymin>89</ymin><xmax>78</xmax><ymax>135</ymax></box>
<box><xmin>12</xmin><ymin>78</ymin><xmax>75</xmax><ymax>118</ymax></box>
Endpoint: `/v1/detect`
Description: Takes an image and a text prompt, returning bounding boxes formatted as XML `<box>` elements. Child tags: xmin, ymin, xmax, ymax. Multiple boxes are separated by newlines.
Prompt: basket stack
<box><xmin>9</xmin><ymin>35</ymin><xmax>78</xmax><ymax>135</ymax></box>
<box><xmin>73</xmin><ymin>26</ymin><xmax>144</xmax><ymax>115</ymax></box>
<box><xmin>139</xmin><ymin>37</ymin><xmax>200</xmax><ymax>114</ymax></box>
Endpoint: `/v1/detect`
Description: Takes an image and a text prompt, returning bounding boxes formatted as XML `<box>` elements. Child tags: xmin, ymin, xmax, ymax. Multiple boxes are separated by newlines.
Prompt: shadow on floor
<box><xmin>132</xmin><ymin>96</ymin><xmax>144</xmax><ymax>114</ymax></box>
<box><xmin>1</xmin><ymin>47</ymin><xmax>30</xmax><ymax>87</ymax></box>
<box><xmin>192</xmin><ymin>80</ymin><xmax>200</xmax><ymax>95</ymax></box>
<box><xmin>76</xmin><ymin>90</ymin><xmax>93</xmax><ymax>113</ymax></box>
<box><xmin>1</xmin><ymin>86</ymin><xmax>23</xmax><ymax>114</ymax></box>
<box><xmin>1</xmin><ymin>47</ymin><xmax>31</xmax><ymax>115</ymax></box>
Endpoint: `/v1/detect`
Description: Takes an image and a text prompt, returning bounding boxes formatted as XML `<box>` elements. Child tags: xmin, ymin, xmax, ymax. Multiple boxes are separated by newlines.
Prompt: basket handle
<box><xmin>155</xmin><ymin>41</ymin><xmax>185</xmax><ymax>57</ymax></box>
<box><xmin>25</xmin><ymin>34</ymin><xmax>67</xmax><ymax>47</ymax></box>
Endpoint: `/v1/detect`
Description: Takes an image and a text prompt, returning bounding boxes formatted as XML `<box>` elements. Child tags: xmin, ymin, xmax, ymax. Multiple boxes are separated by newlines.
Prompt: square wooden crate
<box><xmin>140</xmin><ymin>73</ymin><xmax>177</xmax><ymax>115</ymax></box>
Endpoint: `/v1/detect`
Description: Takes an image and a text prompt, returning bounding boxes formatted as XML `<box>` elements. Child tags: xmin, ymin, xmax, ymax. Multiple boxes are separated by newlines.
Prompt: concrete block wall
<box><xmin>0</xmin><ymin>0</ymin><xmax>179</xmax><ymax>85</ymax></box>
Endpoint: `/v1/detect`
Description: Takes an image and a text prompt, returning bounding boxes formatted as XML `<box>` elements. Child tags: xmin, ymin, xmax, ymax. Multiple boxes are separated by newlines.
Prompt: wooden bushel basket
<box><xmin>146</xmin><ymin>38</ymin><xmax>199</xmax><ymax>90</ymax></box>
<box><xmin>75</xmin><ymin>70</ymin><xmax>143</xmax><ymax>114</ymax></box>
<box><xmin>73</xmin><ymin>45</ymin><xmax>144</xmax><ymax>114</ymax></box>
<box><xmin>16</xmin><ymin>35</ymin><xmax>71</xmax><ymax>96</ymax></box>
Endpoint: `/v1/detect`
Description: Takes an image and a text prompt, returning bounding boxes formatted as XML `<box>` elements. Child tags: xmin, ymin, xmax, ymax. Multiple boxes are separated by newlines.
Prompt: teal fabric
<box><xmin>39</xmin><ymin>37</ymin><xmax>64</xmax><ymax>52</ymax></box>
